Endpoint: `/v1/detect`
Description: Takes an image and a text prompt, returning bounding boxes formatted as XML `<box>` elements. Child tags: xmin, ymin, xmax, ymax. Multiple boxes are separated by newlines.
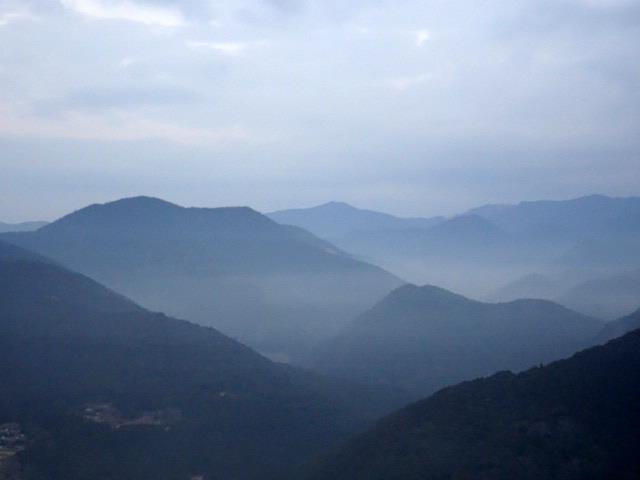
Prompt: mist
<box><xmin>1</xmin><ymin>1</ymin><xmax>640</xmax><ymax>479</ymax></box>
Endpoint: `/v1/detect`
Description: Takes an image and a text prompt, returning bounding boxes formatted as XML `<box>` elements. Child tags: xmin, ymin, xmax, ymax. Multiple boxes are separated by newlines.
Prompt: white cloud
<box><xmin>60</xmin><ymin>0</ymin><xmax>185</xmax><ymax>27</ymax></box>
<box><xmin>415</xmin><ymin>29</ymin><xmax>431</xmax><ymax>47</ymax></box>
<box><xmin>186</xmin><ymin>40</ymin><xmax>265</xmax><ymax>56</ymax></box>
<box><xmin>0</xmin><ymin>8</ymin><xmax>37</xmax><ymax>26</ymax></box>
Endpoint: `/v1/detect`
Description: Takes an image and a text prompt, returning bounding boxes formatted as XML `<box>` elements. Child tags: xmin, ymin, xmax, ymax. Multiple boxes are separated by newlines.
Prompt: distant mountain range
<box><xmin>313</xmin><ymin>284</ymin><xmax>601</xmax><ymax>398</ymax></box>
<box><xmin>0</xmin><ymin>220</ymin><xmax>47</xmax><ymax>233</ymax></box>
<box><xmin>268</xmin><ymin>201</ymin><xmax>443</xmax><ymax>240</ymax></box>
<box><xmin>1</xmin><ymin>197</ymin><xmax>401</xmax><ymax>361</ymax></box>
<box><xmin>490</xmin><ymin>268</ymin><xmax>640</xmax><ymax>320</ymax></box>
<box><xmin>0</xmin><ymin>240</ymin><xmax>404</xmax><ymax>480</ymax></box>
<box><xmin>467</xmin><ymin>194</ymin><xmax>640</xmax><ymax>242</ymax></box>
<box><xmin>488</xmin><ymin>273</ymin><xmax>561</xmax><ymax>303</ymax></box>
<box><xmin>557</xmin><ymin>268</ymin><xmax>640</xmax><ymax>320</ymax></box>
<box><xmin>304</xmin><ymin>323</ymin><xmax>640</xmax><ymax>480</ymax></box>
<box><xmin>268</xmin><ymin>195</ymin><xmax>640</xmax><ymax>302</ymax></box>
<box><xmin>596</xmin><ymin>307</ymin><xmax>640</xmax><ymax>343</ymax></box>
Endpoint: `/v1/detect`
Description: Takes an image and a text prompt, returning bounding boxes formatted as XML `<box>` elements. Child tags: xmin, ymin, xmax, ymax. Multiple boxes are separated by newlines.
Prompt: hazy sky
<box><xmin>1</xmin><ymin>0</ymin><xmax>639</xmax><ymax>221</ymax></box>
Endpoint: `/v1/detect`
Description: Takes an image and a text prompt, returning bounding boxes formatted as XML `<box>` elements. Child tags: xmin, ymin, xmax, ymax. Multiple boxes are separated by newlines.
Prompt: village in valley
<box><xmin>0</xmin><ymin>423</ymin><xmax>26</xmax><ymax>480</ymax></box>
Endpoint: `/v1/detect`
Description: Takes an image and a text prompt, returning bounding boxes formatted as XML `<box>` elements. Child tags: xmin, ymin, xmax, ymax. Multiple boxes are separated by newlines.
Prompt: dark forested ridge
<box><xmin>0</xmin><ymin>197</ymin><xmax>401</xmax><ymax>361</ymax></box>
<box><xmin>305</xmin><ymin>327</ymin><xmax>640</xmax><ymax>480</ymax></box>
<box><xmin>0</xmin><ymin>241</ymin><xmax>404</xmax><ymax>480</ymax></box>
<box><xmin>314</xmin><ymin>284</ymin><xmax>602</xmax><ymax>397</ymax></box>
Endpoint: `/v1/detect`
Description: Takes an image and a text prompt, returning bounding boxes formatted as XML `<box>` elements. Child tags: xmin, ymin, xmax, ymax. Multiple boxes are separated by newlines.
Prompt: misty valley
<box><xmin>1</xmin><ymin>194</ymin><xmax>640</xmax><ymax>479</ymax></box>
<box><xmin>2</xmin><ymin>0</ymin><xmax>640</xmax><ymax>478</ymax></box>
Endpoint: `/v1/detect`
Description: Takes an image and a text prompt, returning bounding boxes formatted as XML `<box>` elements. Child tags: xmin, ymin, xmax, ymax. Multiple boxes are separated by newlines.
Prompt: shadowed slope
<box><xmin>0</xmin><ymin>243</ymin><xmax>403</xmax><ymax>480</ymax></box>
<box><xmin>315</xmin><ymin>284</ymin><xmax>601</xmax><ymax>397</ymax></box>
<box><xmin>306</xmin><ymin>327</ymin><xmax>640</xmax><ymax>480</ymax></box>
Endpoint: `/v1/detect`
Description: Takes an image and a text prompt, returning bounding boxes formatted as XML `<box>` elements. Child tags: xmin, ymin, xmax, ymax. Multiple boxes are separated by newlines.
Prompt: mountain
<box><xmin>269</xmin><ymin>195</ymin><xmax>640</xmax><ymax>299</ymax></box>
<box><xmin>324</xmin><ymin>214</ymin><xmax>519</xmax><ymax>296</ymax></box>
<box><xmin>559</xmin><ymin>236</ymin><xmax>640</xmax><ymax>269</ymax></box>
<box><xmin>1</xmin><ymin>197</ymin><xmax>401</xmax><ymax>361</ymax></box>
<box><xmin>337</xmin><ymin>214</ymin><xmax>510</xmax><ymax>260</ymax></box>
<box><xmin>267</xmin><ymin>201</ymin><xmax>442</xmax><ymax>240</ymax></box>
<box><xmin>596</xmin><ymin>307</ymin><xmax>640</xmax><ymax>343</ymax></box>
<box><xmin>468</xmin><ymin>194</ymin><xmax>640</xmax><ymax>241</ymax></box>
<box><xmin>556</xmin><ymin>268</ymin><xmax>640</xmax><ymax>319</ymax></box>
<box><xmin>470</xmin><ymin>195</ymin><xmax>640</xmax><ymax>272</ymax></box>
<box><xmin>0</xmin><ymin>240</ymin><xmax>404</xmax><ymax>480</ymax></box>
<box><xmin>0</xmin><ymin>220</ymin><xmax>47</xmax><ymax>233</ymax></box>
<box><xmin>488</xmin><ymin>273</ymin><xmax>559</xmax><ymax>302</ymax></box>
<box><xmin>314</xmin><ymin>284</ymin><xmax>601</xmax><ymax>397</ymax></box>
<box><xmin>305</xmin><ymin>327</ymin><xmax>640</xmax><ymax>480</ymax></box>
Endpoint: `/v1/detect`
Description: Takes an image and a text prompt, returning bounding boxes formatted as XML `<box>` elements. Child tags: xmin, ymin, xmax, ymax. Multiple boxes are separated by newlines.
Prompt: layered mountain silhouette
<box><xmin>488</xmin><ymin>273</ymin><xmax>559</xmax><ymax>303</ymax></box>
<box><xmin>1</xmin><ymin>197</ymin><xmax>400</xmax><ymax>361</ymax></box>
<box><xmin>271</xmin><ymin>202</ymin><xmax>542</xmax><ymax>295</ymax></box>
<box><xmin>556</xmin><ymin>268</ymin><xmax>640</xmax><ymax>319</ymax></box>
<box><xmin>0</xmin><ymin>240</ymin><xmax>404</xmax><ymax>480</ymax></box>
<box><xmin>314</xmin><ymin>284</ymin><xmax>601</xmax><ymax>397</ymax></box>
<box><xmin>559</xmin><ymin>236</ymin><xmax>640</xmax><ymax>269</ymax></box>
<box><xmin>468</xmin><ymin>194</ymin><xmax>640</xmax><ymax>241</ymax></box>
<box><xmin>268</xmin><ymin>201</ymin><xmax>442</xmax><ymax>240</ymax></box>
<box><xmin>491</xmin><ymin>268</ymin><xmax>640</xmax><ymax>320</ymax></box>
<box><xmin>471</xmin><ymin>195</ymin><xmax>640</xmax><ymax>271</ymax></box>
<box><xmin>270</xmin><ymin>195</ymin><xmax>640</xmax><ymax>301</ymax></box>
<box><xmin>0</xmin><ymin>220</ymin><xmax>47</xmax><ymax>233</ymax></box>
<box><xmin>305</xmin><ymin>326</ymin><xmax>640</xmax><ymax>480</ymax></box>
<box><xmin>596</xmin><ymin>307</ymin><xmax>640</xmax><ymax>343</ymax></box>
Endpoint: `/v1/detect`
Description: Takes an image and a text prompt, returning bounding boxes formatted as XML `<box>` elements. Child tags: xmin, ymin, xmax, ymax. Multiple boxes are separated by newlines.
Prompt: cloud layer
<box><xmin>0</xmin><ymin>0</ymin><xmax>639</xmax><ymax>220</ymax></box>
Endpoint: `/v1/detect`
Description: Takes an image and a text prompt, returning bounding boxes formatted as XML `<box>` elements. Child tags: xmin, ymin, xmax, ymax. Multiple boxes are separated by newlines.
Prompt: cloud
<box><xmin>415</xmin><ymin>29</ymin><xmax>430</xmax><ymax>46</ymax></box>
<box><xmin>1</xmin><ymin>0</ymin><xmax>639</xmax><ymax>220</ymax></box>
<box><xmin>0</xmin><ymin>8</ymin><xmax>37</xmax><ymax>26</ymax></box>
<box><xmin>59</xmin><ymin>0</ymin><xmax>185</xmax><ymax>26</ymax></box>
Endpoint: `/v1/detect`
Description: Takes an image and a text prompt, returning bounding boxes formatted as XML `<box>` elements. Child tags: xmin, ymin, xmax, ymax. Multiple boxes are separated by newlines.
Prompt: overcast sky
<box><xmin>1</xmin><ymin>0</ymin><xmax>639</xmax><ymax>221</ymax></box>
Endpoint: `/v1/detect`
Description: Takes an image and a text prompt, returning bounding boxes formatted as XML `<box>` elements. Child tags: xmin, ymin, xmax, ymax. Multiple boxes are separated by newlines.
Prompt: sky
<box><xmin>1</xmin><ymin>0</ymin><xmax>639</xmax><ymax>221</ymax></box>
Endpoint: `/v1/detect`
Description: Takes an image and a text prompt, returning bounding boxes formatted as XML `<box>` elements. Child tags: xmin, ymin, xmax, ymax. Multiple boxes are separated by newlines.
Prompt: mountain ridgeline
<box><xmin>0</xmin><ymin>221</ymin><xmax>47</xmax><ymax>233</ymax></box>
<box><xmin>268</xmin><ymin>195</ymin><xmax>640</xmax><ymax>302</ymax></box>
<box><xmin>305</xmin><ymin>325</ymin><xmax>640</xmax><ymax>480</ymax></box>
<box><xmin>1</xmin><ymin>197</ymin><xmax>400</xmax><ymax>361</ymax></box>
<box><xmin>268</xmin><ymin>201</ymin><xmax>443</xmax><ymax>239</ymax></box>
<box><xmin>596</xmin><ymin>307</ymin><xmax>640</xmax><ymax>343</ymax></box>
<box><xmin>1</xmin><ymin>193</ymin><xmax>639</xmax><ymax>480</ymax></box>
<box><xmin>0</xmin><ymin>240</ymin><xmax>404</xmax><ymax>480</ymax></box>
<box><xmin>314</xmin><ymin>284</ymin><xmax>602</xmax><ymax>398</ymax></box>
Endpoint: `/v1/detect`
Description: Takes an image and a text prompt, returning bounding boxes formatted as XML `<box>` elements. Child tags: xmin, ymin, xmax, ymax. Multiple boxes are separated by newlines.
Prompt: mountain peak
<box><xmin>315</xmin><ymin>201</ymin><xmax>356</xmax><ymax>210</ymax></box>
<box><xmin>103</xmin><ymin>195</ymin><xmax>180</xmax><ymax>208</ymax></box>
<box><xmin>38</xmin><ymin>197</ymin><xmax>271</xmax><ymax>234</ymax></box>
<box><xmin>383</xmin><ymin>283</ymin><xmax>473</xmax><ymax>308</ymax></box>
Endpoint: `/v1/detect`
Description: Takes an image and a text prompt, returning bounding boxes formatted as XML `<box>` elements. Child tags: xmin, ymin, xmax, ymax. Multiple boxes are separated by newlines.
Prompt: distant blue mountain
<box><xmin>0</xmin><ymin>220</ymin><xmax>47</xmax><ymax>233</ymax></box>
<box><xmin>468</xmin><ymin>194</ymin><xmax>640</xmax><ymax>242</ymax></box>
<box><xmin>1</xmin><ymin>197</ymin><xmax>401</xmax><ymax>361</ymax></box>
<box><xmin>268</xmin><ymin>201</ymin><xmax>443</xmax><ymax>239</ymax></box>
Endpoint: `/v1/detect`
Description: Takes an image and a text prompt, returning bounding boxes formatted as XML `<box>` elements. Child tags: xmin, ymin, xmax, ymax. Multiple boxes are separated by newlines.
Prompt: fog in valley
<box><xmin>1</xmin><ymin>1</ymin><xmax>639</xmax><ymax>479</ymax></box>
